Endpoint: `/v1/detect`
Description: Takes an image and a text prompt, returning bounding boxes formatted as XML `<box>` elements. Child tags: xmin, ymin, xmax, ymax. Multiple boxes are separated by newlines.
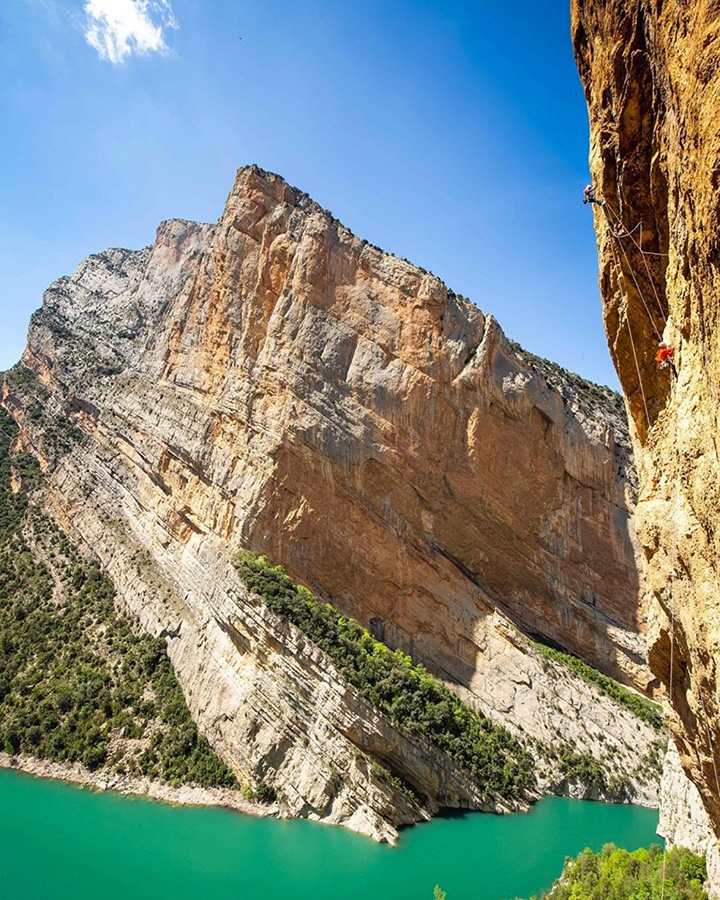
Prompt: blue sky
<box><xmin>0</xmin><ymin>0</ymin><xmax>617</xmax><ymax>387</ymax></box>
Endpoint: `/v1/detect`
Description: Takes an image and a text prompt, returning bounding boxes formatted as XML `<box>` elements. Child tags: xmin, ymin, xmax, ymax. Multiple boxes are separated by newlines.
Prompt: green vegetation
<box><xmin>3</xmin><ymin>363</ymin><xmax>49</xmax><ymax>405</ymax></box>
<box><xmin>433</xmin><ymin>887</ymin><xmax>447</xmax><ymax>900</ymax></box>
<box><xmin>252</xmin><ymin>781</ymin><xmax>278</xmax><ymax>804</ymax></box>
<box><xmin>554</xmin><ymin>746</ymin><xmax>608</xmax><ymax>793</ymax></box>
<box><xmin>519</xmin><ymin>843</ymin><xmax>707</xmax><ymax>900</ymax></box>
<box><xmin>507</xmin><ymin>340</ymin><xmax>625</xmax><ymax>419</ymax></box>
<box><xmin>534</xmin><ymin>641</ymin><xmax>664</xmax><ymax>731</ymax></box>
<box><xmin>0</xmin><ymin>409</ymin><xmax>29</xmax><ymax>540</ymax></box>
<box><xmin>0</xmin><ymin>406</ymin><xmax>236</xmax><ymax>789</ymax></box>
<box><xmin>3</xmin><ymin>364</ymin><xmax>83</xmax><ymax>462</ymax></box>
<box><xmin>370</xmin><ymin>761</ymin><xmax>420</xmax><ymax>803</ymax></box>
<box><xmin>234</xmin><ymin>551</ymin><xmax>534</xmax><ymax>799</ymax></box>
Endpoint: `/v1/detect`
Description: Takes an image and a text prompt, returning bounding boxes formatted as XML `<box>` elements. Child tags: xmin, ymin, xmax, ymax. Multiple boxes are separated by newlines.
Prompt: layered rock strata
<box><xmin>3</xmin><ymin>166</ymin><xmax>661</xmax><ymax>835</ymax></box>
<box><xmin>571</xmin><ymin>0</ymin><xmax>720</xmax><ymax>883</ymax></box>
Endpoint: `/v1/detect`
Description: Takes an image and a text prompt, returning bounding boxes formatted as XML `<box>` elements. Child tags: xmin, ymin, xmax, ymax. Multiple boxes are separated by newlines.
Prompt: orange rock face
<box><xmin>152</xmin><ymin>169</ymin><xmax>646</xmax><ymax>694</ymax></box>
<box><xmin>572</xmin><ymin>0</ymin><xmax>720</xmax><ymax>860</ymax></box>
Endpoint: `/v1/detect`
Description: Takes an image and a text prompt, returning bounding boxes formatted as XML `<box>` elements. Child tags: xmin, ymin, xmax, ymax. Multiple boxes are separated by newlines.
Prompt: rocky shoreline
<box><xmin>0</xmin><ymin>752</ymin><xmax>278</xmax><ymax>818</ymax></box>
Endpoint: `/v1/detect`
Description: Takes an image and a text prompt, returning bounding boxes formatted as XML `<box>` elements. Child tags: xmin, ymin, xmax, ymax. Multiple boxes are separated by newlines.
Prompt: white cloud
<box><xmin>83</xmin><ymin>0</ymin><xmax>177</xmax><ymax>64</ymax></box>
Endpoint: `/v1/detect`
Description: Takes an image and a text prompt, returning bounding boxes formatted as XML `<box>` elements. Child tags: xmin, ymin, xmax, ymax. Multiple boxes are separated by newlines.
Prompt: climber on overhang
<box><xmin>583</xmin><ymin>184</ymin><xmax>604</xmax><ymax>206</ymax></box>
<box><xmin>655</xmin><ymin>341</ymin><xmax>676</xmax><ymax>376</ymax></box>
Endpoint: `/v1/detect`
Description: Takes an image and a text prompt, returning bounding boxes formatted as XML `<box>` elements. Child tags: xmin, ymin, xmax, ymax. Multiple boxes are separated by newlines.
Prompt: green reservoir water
<box><xmin>0</xmin><ymin>768</ymin><xmax>659</xmax><ymax>900</ymax></box>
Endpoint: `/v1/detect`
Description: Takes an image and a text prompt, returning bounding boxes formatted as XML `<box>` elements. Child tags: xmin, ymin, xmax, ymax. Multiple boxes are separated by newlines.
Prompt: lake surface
<box><xmin>0</xmin><ymin>768</ymin><xmax>659</xmax><ymax>900</ymax></box>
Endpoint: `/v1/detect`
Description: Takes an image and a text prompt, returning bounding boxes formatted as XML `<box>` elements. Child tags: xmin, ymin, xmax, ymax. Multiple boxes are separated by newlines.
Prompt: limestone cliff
<box><xmin>2</xmin><ymin>166</ymin><xmax>662</xmax><ymax>837</ymax></box>
<box><xmin>571</xmin><ymin>0</ymin><xmax>720</xmax><ymax>877</ymax></box>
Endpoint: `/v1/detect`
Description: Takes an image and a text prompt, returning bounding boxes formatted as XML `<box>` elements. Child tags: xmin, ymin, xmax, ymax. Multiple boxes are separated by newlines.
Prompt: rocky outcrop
<box><xmin>571</xmin><ymin>0</ymin><xmax>720</xmax><ymax>883</ymax></box>
<box><xmin>2</xmin><ymin>166</ymin><xmax>661</xmax><ymax>836</ymax></box>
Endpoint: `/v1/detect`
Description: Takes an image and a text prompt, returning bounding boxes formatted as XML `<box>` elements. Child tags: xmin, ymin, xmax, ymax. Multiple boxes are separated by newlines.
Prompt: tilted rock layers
<box><xmin>571</xmin><ymin>0</ymin><xmax>720</xmax><ymax>873</ymax></box>
<box><xmin>4</xmin><ymin>166</ymin><xmax>660</xmax><ymax>835</ymax></box>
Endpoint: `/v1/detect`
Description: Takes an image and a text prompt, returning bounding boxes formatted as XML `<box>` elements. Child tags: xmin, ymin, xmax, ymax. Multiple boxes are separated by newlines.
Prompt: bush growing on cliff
<box><xmin>533</xmin><ymin>640</ymin><xmax>664</xmax><ymax>731</ymax></box>
<box><xmin>234</xmin><ymin>550</ymin><xmax>534</xmax><ymax>800</ymax></box>
<box><xmin>517</xmin><ymin>843</ymin><xmax>707</xmax><ymax>900</ymax></box>
<box><xmin>3</xmin><ymin>364</ymin><xmax>83</xmax><ymax>462</ymax></box>
<box><xmin>253</xmin><ymin>781</ymin><xmax>277</xmax><ymax>803</ymax></box>
<box><xmin>507</xmin><ymin>340</ymin><xmax>631</xmax><ymax>462</ymax></box>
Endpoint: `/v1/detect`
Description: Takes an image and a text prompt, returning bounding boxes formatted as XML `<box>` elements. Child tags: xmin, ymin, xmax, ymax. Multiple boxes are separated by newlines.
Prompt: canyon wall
<box><xmin>2</xmin><ymin>166</ymin><xmax>661</xmax><ymax>835</ymax></box>
<box><xmin>571</xmin><ymin>0</ymin><xmax>720</xmax><ymax>878</ymax></box>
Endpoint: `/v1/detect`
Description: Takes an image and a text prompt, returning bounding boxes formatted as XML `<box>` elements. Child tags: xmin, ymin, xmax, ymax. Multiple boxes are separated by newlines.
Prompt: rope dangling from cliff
<box><xmin>607</xmin><ymin>235</ymin><xmax>652</xmax><ymax>428</ymax></box>
<box><xmin>602</xmin><ymin>202</ymin><xmax>669</xmax><ymax>258</ymax></box>
<box><xmin>603</xmin><ymin>203</ymin><xmax>669</xmax><ymax>323</ymax></box>
<box><xmin>603</xmin><ymin>205</ymin><xmax>666</xmax><ymax>339</ymax></box>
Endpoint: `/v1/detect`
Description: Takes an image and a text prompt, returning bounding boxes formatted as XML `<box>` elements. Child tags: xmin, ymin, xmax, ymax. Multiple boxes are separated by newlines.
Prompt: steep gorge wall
<box><xmin>571</xmin><ymin>0</ymin><xmax>720</xmax><ymax>867</ymax></box>
<box><xmin>2</xmin><ymin>166</ymin><xmax>662</xmax><ymax>834</ymax></box>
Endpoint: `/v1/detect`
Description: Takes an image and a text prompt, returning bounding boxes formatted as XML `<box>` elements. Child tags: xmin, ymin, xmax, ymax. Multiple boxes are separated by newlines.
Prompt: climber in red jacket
<box><xmin>655</xmin><ymin>342</ymin><xmax>676</xmax><ymax>375</ymax></box>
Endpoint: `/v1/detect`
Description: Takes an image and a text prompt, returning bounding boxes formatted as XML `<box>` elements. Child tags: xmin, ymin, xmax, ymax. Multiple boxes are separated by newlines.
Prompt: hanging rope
<box><xmin>605</xmin><ymin>212</ymin><xmax>644</xmax><ymax>240</ymax></box>
<box><xmin>603</xmin><ymin>203</ymin><xmax>669</xmax><ymax>320</ymax></box>
<box><xmin>607</xmin><ymin>236</ymin><xmax>652</xmax><ymax>428</ymax></box>
<box><xmin>625</xmin><ymin>309</ymin><xmax>652</xmax><ymax>429</ymax></box>
<box><xmin>602</xmin><ymin>201</ymin><xmax>665</xmax><ymax>251</ymax></box>
<box><xmin>608</xmin><ymin>223</ymin><xmax>664</xmax><ymax>341</ymax></box>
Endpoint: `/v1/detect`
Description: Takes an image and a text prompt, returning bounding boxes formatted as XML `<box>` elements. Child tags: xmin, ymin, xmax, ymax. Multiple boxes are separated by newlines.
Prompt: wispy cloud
<box><xmin>83</xmin><ymin>0</ymin><xmax>177</xmax><ymax>64</ymax></box>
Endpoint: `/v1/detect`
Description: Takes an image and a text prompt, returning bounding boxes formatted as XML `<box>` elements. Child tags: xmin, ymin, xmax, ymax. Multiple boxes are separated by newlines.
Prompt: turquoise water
<box><xmin>0</xmin><ymin>768</ymin><xmax>659</xmax><ymax>900</ymax></box>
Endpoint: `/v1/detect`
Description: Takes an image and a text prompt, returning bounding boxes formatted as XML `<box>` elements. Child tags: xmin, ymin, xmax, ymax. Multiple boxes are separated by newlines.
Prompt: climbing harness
<box><xmin>583</xmin><ymin>184</ymin><xmax>604</xmax><ymax>206</ymax></box>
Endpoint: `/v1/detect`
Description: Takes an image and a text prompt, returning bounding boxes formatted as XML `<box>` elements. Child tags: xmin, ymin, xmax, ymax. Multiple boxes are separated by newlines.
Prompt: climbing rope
<box><xmin>603</xmin><ymin>202</ymin><xmax>665</xmax><ymax>251</ymax></box>
<box><xmin>603</xmin><ymin>203</ymin><xmax>669</xmax><ymax>322</ymax></box>
<box><xmin>607</xmin><ymin>235</ymin><xmax>652</xmax><ymax>428</ymax></box>
<box><xmin>606</xmin><ymin>213</ymin><xmax>644</xmax><ymax>241</ymax></box>
<box><xmin>608</xmin><ymin>222</ymin><xmax>664</xmax><ymax>342</ymax></box>
<box><xmin>591</xmin><ymin>189</ymin><xmax>719</xmax><ymax>900</ymax></box>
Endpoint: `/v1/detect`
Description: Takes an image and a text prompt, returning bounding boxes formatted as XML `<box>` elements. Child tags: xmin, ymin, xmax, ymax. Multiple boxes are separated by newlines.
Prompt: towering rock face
<box><xmin>17</xmin><ymin>167</ymin><xmax>643</xmax><ymax>690</ymax></box>
<box><xmin>571</xmin><ymin>0</ymin><xmax>720</xmax><ymax>868</ymax></box>
<box><xmin>3</xmin><ymin>166</ymin><xmax>661</xmax><ymax>836</ymax></box>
